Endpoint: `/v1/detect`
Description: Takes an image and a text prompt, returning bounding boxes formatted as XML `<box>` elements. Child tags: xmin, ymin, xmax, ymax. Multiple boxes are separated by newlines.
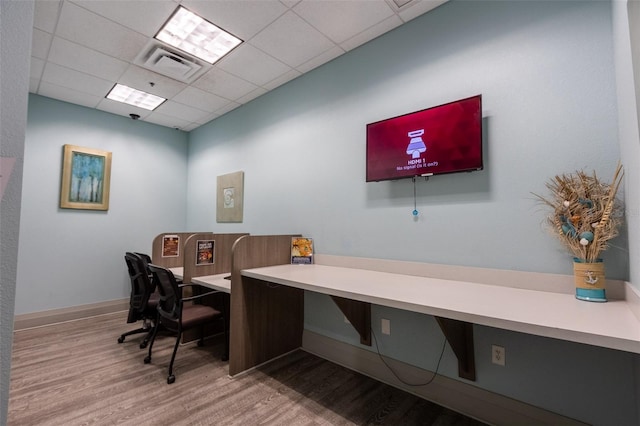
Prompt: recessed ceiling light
<box><xmin>155</xmin><ymin>6</ymin><xmax>242</xmax><ymax>65</ymax></box>
<box><xmin>106</xmin><ymin>84</ymin><xmax>165</xmax><ymax>111</ymax></box>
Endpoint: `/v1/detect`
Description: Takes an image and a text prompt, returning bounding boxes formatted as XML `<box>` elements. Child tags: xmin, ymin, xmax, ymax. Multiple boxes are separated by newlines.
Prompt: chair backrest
<box><xmin>124</xmin><ymin>252</ymin><xmax>156</xmax><ymax>323</ymax></box>
<box><xmin>148</xmin><ymin>264</ymin><xmax>181</xmax><ymax>324</ymax></box>
<box><xmin>134</xmin><ymin>252</ymin><xmax>153</xmax><ymax>274</ymax></box>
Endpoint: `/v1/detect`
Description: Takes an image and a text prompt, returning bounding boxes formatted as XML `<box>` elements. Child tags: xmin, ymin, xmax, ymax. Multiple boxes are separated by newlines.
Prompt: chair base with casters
<box><xmin>145</xmin><ymin>264</ymin><xmax>228</xmax><ymax>384</ymax></box>
<box><xmin>117</xmin><ymin>318</ymin><xmax>154</xmax><ymax>348</ymax></box>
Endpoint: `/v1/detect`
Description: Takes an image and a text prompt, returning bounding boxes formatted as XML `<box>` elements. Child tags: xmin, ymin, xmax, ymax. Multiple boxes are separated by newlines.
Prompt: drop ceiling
<box><xmin>30</xmin><ymin>0</ymin><xmax>446</xmax><ymax>132</ymax></box>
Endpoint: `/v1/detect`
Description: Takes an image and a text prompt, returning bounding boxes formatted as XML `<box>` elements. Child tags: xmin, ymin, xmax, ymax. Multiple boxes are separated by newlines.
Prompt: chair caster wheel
<box><xmin>221</xmin><ymin>355</ymin><xmax>229</xmax><ymax>362</ymax></box>
<box><xmin>139</xmin><ymin>342</ymin><xmax>147</xmax><ymax>349</ymax></box>
<box><xmin>144</xmin><ymin>356</ymin><xmax>151</xmax><ymax>364</ymax></box>
<box><xmin>167</xmin><ymin>375</ymin><xmax>175</xmax><ymax>384</ymax></box>
<box><xmin>197</xmin><ymin>340</ymin><xmax>204</xmax><ymax>347</ymax></box>
<box><xmin>117</xmin><ymin>336</ymin><xmax>125</xmax><ymax>344</ymax></box>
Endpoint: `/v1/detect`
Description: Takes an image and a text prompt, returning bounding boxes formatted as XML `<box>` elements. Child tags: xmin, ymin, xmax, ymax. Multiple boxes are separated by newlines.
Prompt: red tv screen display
<box><xmin>366</xmin><ymin>95</ymin><xmax>483</xmax><ymax>182</ymax></box>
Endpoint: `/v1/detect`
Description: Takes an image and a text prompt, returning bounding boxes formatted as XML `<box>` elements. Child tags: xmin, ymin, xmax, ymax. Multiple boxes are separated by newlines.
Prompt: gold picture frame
<box><xmin>216</xmin><ymin>171</ymin><xmax>244</xmax><ymax>222</ymax></box>
<box><xmin>60</xmin><ymin>144</ymin><xmax>112</xmax><ymax>210</ymax></box>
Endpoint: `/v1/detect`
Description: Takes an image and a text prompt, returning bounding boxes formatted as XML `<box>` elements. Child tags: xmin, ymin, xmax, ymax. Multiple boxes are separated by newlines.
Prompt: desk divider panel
<box><xmin>182</xmin><ymin>233</ymin><xmax>249</xmax><ymax>284</ymax></box>
<box><xmin>179</xmin><ymin>233</ymin><xmax>248</xmax><ymax>345</ymax></box>
<box><xmin>151</xmin><ymin>232</ymin><xmax>213</xmax><ymax>268</ymax></box>
<box><xmin>229</xmin><ymin>234</ymin><xmax>303</xmax><ymax>376</ymax></box>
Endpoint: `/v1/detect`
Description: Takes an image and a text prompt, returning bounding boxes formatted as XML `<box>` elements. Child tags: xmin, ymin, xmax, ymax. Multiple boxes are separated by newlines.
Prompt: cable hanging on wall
<box><xmin>412</xmin><ymin>175</ymin><xmax>430</xmax><ymax>217</ymax></box>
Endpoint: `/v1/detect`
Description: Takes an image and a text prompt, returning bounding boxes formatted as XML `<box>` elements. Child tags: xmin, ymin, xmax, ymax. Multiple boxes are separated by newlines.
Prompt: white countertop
<box><xmin>169</xmin><ymin>267</ymin><xmax>184</xmax><ymax>280</ymax></box>
<box><xmin>242</xmin><ymin>264</ymin><xmax>640</xmax><ymax>354</ymax></box>
<box><xmin>191</xmin><ymin>273</ymin><xmax>231</xmax><ymax>293</ymax></box>
<box><xmin>167</xmin><ymin>267</ymin><xmax>230</xmax><ymax>293</ymax></box>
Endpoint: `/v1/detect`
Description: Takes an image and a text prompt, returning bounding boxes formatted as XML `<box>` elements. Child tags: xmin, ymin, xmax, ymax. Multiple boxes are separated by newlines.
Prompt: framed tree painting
<box><xmin>60</xmin><ymin>144</ymin><xmax>112</xmax><ymax>210</ymax></box>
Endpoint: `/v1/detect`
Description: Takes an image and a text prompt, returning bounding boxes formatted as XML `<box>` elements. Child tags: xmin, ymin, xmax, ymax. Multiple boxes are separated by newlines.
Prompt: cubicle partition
<box><xmin>180</xmin><ymin>232</ymin><xmax>248</xmax><ymax>344</ymax></box>
<box><xmin>151</xmin><ymin>232</ymin><xmax>213</xmax><ymax>268</ymax></box>
<box><xmin>229</xmin><ymin>234</ymin><xmax>303</xmax><ymax>376</ymax></box>
<box><xmin>182</xmin><ymin>233</ymin><xmax>248</xmax><ymax>284</ymax></box>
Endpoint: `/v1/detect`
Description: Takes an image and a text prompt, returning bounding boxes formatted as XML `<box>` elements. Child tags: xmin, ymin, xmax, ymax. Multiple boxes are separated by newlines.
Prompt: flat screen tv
<box><xmin>366</xmin><ymin>95</ymin><xmax>483</xmax><ymax>182</ymax></box>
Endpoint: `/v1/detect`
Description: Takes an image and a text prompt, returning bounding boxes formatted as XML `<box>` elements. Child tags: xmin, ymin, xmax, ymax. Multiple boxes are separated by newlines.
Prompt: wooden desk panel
<box><xmin>229</xmin><ymin>235</ymin><xmax>302</xmax><ymax>376</ymax></box>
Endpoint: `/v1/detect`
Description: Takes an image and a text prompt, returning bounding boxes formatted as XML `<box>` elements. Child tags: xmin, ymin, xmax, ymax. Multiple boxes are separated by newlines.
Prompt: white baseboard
<box><xmin>302</xmin><ymin>330</ymin><xmax>586</xmax><ymax>426</ymax></box>
<box><xmin>13</xmin><ymin>299</ymin><xmax>129</xmax><ymax>330</ymax></box>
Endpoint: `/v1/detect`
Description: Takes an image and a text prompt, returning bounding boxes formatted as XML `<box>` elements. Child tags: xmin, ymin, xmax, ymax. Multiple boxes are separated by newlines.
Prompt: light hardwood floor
<box><xmin>8</xmin><ymin>311</ymin><xmax>486</xmax><ymax>425</ymax></box>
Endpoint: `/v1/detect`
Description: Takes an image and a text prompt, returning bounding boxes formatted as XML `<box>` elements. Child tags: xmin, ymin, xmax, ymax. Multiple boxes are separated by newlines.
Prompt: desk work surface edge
<box><xmin>241</xmin><ymin>261</ymin><xmax>640</xmax><ymax>355</ymax></box>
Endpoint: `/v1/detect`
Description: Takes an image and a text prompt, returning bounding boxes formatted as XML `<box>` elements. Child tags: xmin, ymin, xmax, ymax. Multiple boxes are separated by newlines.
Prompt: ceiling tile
<box><xmin>48</xmin><ymin>37</ymin><xmax>129</xmax><ymax>81</ymax></box>
<box><xmin>398</xmin><ymin>0</ymin><xmax>447</xmax><ymax>22</ymax></box>
<box><xmin>41</xmin><ymin>62</ymin><xmax>114</xmax><ymax>97</ymax></box>
<box><xmin>181</xmin><ymin>122</ymin><xmax>202</xmax><ymax>132</ymax></box>
<box><xmin>70</xmin><ymin>0</ymin><xmax>178</xmax><ymax>37</ymax></box>
<box><xmin>237</xmin><ymin>87</ymin><xmax>268</xmax><ymax>105</ymax></box>
<box><xmin>172</xmin><ymin>86</ymin><xmax>230</xmax><ymax>113</ymax></box>
<box><xmin>29</xmin><ymin>0</ymin><xmax>443</xmax><ymax>131</ymax></box>
<box><xmin>29</xmin><ymin>58</ymin><xmax>46</xmax><ymax>81</ymax></box>
<box><xmin>250</xmin><ymin>11</ymin><xmax>335</xmax><ymax>68</ymax></box>
<box><xmin>30</xmin><ymin>78</ymin><xmax>40</xmax><ymax>93</ymax></box>
<box><xmin>56</xmin><ymin>2</ymin><xmax>148</xmax><ymax>61</ymax></box>
<box><xmin>217</xmin><ymin>43</ymin><xmax>291</xmax><ymax>87</ymax></box>
<box><xmin>32</xmin><ymin>29</ymin><xmax>53</xmax><ymax>60</ymax></box>
<box><xmin>118</xmin><ymin>65</ymin><xmax>187</xmax><ymax>99</ymax></box>
<box><xmin>38</xmin><ymin>82</ymin><xmax>103</xmax><ymax>109</ymax></box>
<box><xmin>296</xmin><ymin>45</ymin><xmax>345</xmax><ymax>74</ymax></box>
<box><xmin>340</xmin><ymin>14</ymin><xmax>403</xmax><ymax>52</ymax></box>
<box><xmin>279</xmin><ymin>0</ymin><xmax>301</xmax><ymax>8</ymax></box>
<box><xmin>293</xmin><ymin>0</ymin><xmax>394</xmax><ymax>44</ymax></box>
<box><xmin>214</xmin><ymin>102</ymin><xmax>241</xmax><ymax>117</ymax></box>
<box><xmin>192</xmin><ymin>68</ymin><xmax>258</xmax><ymax>101</ymax></box>
<box><xmin>33</xmin><ymin>0</ymin><xmax>62</xmax><ymax>33</ymax></box>
<box><xmin>154</xmin><ymin>100</ymin><xmax>211</xmax><ymax>123</ymax></box>
<box><xmin>96</xmin><ymin>97</ymin><xmax>153</xmax><ymax>119</ymax></box>
<box><xmin>263</xmin><ymin>69</ymin><xmax>301</xmax><ymax>91</ymax></box>
<box><xmin>144</xmin><ymin>110</ymin><xmax>193</xmax><ymax>130</ymax></box>
<box><xmin>182</xmin><ymin>0</ymin><xmax>288</xmax><ymax>41</ymax></box>
<box><xmin>194</xmin><ymin>111</ymin><xmax>220</xmax><ymax>125</ymax></box>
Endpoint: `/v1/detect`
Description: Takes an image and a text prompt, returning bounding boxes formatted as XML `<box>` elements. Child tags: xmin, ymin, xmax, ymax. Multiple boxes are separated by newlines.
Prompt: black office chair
<box><xmin>144</xmin><ymin>264</ymin><xmax>228</xmax><ymax>384</ymax></box>
<box><xmin>118</xmin><ymin>252</ymin><xmax>158</xmax><ymax>349</ymax></box>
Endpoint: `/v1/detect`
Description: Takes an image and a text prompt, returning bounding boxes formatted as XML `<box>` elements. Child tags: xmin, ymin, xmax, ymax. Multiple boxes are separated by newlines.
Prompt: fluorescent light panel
<box><xmin>155</xmin><ymin>6</ymin><xmax>242</xmax><ymax>64</ymax></box>
<box><xmin>106</xmin><ymin>84</ymin><xmax>165</xmax><ymax>111</ymax></box>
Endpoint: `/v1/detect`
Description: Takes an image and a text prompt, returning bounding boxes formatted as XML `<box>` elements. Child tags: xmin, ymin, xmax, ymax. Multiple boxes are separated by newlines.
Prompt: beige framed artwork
<box><xmin>216</xmin><ymin>171</ymin><xmax>244</xmax><ymax>222</ymax></box>
<box><xmin>60</xmin><ymin>144</ymin><xmax>112</xmax><ymax>211</ymax></box>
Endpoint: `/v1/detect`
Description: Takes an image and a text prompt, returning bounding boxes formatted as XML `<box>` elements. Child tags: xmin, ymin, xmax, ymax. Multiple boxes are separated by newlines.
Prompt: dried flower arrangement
<box><xmin>533</xmin><ymin>163</ymin><xmax>624</xmax><ymax>263</ymax></box>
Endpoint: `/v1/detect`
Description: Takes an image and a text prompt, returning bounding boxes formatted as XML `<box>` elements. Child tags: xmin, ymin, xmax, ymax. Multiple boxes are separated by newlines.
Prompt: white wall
<box><xmin>613</xmin><ymin>1</ymin><xmax>640</xmax><ymax>422</ymax></box>
<box><xmin>1</xmin><ymin>1</ymin><xmax>34</xmax><ymax>422</ymax></box>
<box><xmin>186</xmin><ymin>1</ymin><xmax>637</xmax><ymax>424</ymax></box>
<box><xmin>15</xmin><ymin>95</ymin><xmax>189</xmax><ymax>314</ymax></box>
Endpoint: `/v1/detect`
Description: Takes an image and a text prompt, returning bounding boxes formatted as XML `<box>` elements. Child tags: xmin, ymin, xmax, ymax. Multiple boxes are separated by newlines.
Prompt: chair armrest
<box><xmin>182</xmin><ymin>288</ymin><xmax>220</xmax><ymax>302</ymax></box>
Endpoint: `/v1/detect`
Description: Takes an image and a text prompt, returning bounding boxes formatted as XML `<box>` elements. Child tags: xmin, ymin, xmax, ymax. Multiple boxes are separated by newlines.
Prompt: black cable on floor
<box><xmin>370</xmin><ymin>327</ymin><xmax>446</xmax><ymax>387</ymax></box>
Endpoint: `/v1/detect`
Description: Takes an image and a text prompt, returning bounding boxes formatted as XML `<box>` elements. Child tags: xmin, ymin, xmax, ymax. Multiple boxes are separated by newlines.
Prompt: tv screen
<box><xmin>366</xmin><ymin>95</ymin><xmax>483</xmax><ymax>182</ymax></box>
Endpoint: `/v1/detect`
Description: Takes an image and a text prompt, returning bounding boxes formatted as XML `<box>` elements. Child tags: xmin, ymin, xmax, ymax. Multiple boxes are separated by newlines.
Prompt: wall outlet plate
<box><xmin>381</xmin><ymin>318</ymin><xmax>391</xmax><ymax>335</ymax></box>
<box><xmin>492</xmin><ymin>345</ymin><xmax>506</xmax><ymax>366</ymax></box>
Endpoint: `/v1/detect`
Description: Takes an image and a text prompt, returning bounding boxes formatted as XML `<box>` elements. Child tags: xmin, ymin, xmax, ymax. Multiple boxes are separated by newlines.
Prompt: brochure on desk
<box><xmin>291</xmin><ymin>237</ymin><xmax>313</xmax><ymax>264</ymax></box>
<box><xmin>196</xmin><ymin>239</ymin><xmax>215</xmax><ymax>265</ymax></box>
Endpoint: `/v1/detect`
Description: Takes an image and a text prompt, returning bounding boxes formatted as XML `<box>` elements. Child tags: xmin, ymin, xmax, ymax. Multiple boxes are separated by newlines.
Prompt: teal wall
<box><xmin>16</xmin><ymin>1</ymin><xmax>640</xmax><ymax>425</ymax></box>
<box><xmin>16</xmin><ymin>95</ymin><xmax>188</xmax><ymax>314</ymax></box>
<box><xmin>188</xmin><ymin>0</ymin><xmax>627</xmax><ymax>278</ymax></box>
<box><xmin>186</xmin><ymin>1</ymin><xmax>637</xmax><ymax>424</ymax></box>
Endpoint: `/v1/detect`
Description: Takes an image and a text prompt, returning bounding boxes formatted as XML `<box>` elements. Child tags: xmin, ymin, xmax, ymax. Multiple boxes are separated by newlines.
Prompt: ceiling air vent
<box><xmin>144</xmin><ymin>47</ymin><xmax>202</xmax><ymax>81</ymax></box>
<box><xmin>134</xmin><ymin>42</ymin><xmax>210</xmax><ymax>83</ymax></box>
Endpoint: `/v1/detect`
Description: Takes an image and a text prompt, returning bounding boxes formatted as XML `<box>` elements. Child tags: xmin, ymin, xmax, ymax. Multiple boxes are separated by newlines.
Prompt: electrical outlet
<box><xmin>381</xmin><ymin>318</ymin><xmax>391</xmax><ymax>335</ymax></box>
<box><xmin>492</xmin><ymin>345</ymin><xmax>506</xmax><ymax>366</ymax></box>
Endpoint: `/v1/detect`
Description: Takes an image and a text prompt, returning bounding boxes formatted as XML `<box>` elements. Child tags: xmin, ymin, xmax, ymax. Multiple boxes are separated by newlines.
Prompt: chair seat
<box><xmin>182</xmin><ymin>304</ymin><xmax>221</xmax><ymax>329</ymax></box>
<box><xmin>145</xmin><ymin>264</ymin><xmax>228</xmax><ymax>384</ymax></box>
